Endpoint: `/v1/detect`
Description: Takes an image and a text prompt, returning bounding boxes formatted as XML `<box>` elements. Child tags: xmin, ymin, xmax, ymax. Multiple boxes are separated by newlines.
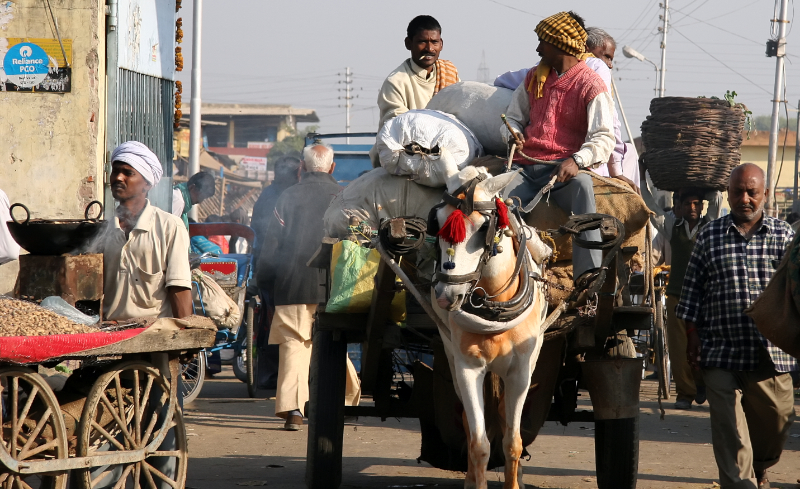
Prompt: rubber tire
<box><xmin>306</xmin><ymin>329</ymin><xmax>347</xmax><ymax>489</ymax></box>
<box><xmin>232</xmin><ymin>339</ymin><xmax>248</xmax><ymax>383</ymax></box>
<box><xmin>595</xmin><ymin>416</ymin><xmax>639</xmax><ymax>489</ymax></box>
<box><xmin>182</xmin><ymin>351</ymin><xmax>206</xmax><ymax>404</ymax></box>
<box><xmin>245</xmin><ymin>299</ymin><xmax>258</xmax><ymax>398</ymax></box>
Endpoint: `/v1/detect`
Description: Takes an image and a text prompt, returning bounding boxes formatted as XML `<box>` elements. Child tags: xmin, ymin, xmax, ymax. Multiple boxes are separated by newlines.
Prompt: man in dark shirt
<box><xmin>257</xmin><ymin>144</ymin><xmax>360</xmax><ymax>431</ymax></box>
<box><xmin>678</xmin><ymin>163</ymin><xmax>797</xmax><ymax>489</ymax></box>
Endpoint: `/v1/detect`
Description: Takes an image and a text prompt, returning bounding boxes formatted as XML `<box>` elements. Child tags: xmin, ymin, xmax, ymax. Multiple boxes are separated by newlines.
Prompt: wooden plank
<box><xmin>67</xmin><ymin>328</ymin><xmax>215</xmax><ymax>357</ymax></box>
<box><xmin>360</xmin><ymin>259</ymin><xmax>397</xmax><ymax>393</ymax></box>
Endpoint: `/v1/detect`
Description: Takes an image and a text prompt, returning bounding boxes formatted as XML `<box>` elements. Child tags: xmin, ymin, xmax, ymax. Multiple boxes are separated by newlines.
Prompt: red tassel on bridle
<box><xmin>438</xmin><ymin>209</ymin><xmax>467</xmax><ymax>244</ymax></box>
<box><xmin>495</xmin><ymin>198</ymin><xmax>510</xmax><ymax>229</ymax></box>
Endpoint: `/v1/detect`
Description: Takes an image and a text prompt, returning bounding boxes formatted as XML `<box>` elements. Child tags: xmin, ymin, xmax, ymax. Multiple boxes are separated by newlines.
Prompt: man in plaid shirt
<box><xmin>677</xmin><ymin>163</ymin><xmax>797</xmax><ymax>489</ymax></box>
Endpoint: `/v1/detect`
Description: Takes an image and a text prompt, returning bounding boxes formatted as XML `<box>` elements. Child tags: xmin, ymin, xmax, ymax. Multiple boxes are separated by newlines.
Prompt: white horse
<box><xmin>431</xmin><ymin>167</ymin><xmax>551</xmax><ymax>489</ymax></box>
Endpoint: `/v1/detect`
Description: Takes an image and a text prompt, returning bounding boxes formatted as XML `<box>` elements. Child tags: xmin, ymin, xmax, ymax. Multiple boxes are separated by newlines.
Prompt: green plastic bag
<box><xmin>326</xmin><ymin>240</ymin><xmax>405</xmax><ymax>321</ymax></box>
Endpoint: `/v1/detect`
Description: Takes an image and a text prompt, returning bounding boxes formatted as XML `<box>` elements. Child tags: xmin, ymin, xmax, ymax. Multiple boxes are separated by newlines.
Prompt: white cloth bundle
<box><xmin>426</xmin><ymin>81</ymin><xmax>514</xmax><ymax>156</ymax></box>
<box><xmin>376</xmin><ymin>109</ymin><xmax>483</xmax><ymax>187</ymax></box>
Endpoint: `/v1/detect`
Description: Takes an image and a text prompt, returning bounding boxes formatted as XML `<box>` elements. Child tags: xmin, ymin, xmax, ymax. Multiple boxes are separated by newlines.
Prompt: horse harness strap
<box><xmin>432</xmin><ymin>175</ymin><xmax>540</xmax><ymax>323</ymax></box>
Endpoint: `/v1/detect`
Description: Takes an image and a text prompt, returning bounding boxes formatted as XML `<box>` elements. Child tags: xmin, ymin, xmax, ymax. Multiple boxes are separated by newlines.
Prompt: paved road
<box><xmin>184</xmin><ymin>367</ymin><xmax>800</xmax><ymax>489</ymax></box>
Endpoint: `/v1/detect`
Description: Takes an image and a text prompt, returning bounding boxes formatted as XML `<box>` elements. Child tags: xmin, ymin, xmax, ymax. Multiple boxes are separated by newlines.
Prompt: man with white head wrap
<box><xmin>103</xmin><ymin>140</ymin><xmax>192</xmax><ymax>321</ymax></box>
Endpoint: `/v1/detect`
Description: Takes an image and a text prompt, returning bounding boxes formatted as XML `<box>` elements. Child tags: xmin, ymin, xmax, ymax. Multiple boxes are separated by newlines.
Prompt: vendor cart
<box><xmin>0</xmin><ymin>317</ymin><xmax>215</xmax><ymax>488</ymax></box>
<box><xmin>304</xmin><ymin>210</ymin><xmax>664</xmax><ymax>489</ymax></box>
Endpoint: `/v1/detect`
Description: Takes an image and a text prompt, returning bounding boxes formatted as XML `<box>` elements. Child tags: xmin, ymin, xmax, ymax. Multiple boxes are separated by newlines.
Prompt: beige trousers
<box><xmin>666</xmin><ymin>295</ymin><xmax>704</xmax><ymax>401</ymax></box>
<box><xmin>702</xmin><ymin>351</ymin><xmax>796</xmax><ymax>489</ymax></box>
<box><xmin>269</xmin><ymin>304</ymin><xmax>361</xmax><ymax>417</ymax></box>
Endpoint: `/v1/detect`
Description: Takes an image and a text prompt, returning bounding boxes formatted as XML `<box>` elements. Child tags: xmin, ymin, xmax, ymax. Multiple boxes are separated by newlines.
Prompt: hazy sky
<box><xmin>176</xmin><ymin>0</ymin><xmax>799</xmax><ymax>140</ymax></box>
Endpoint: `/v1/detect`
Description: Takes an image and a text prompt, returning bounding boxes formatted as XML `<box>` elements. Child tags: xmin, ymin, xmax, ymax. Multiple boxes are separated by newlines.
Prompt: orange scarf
<box><xmin>434</xmin><ymin>59</ymin><xmax>459</xmax><ymax>94</ymax></box>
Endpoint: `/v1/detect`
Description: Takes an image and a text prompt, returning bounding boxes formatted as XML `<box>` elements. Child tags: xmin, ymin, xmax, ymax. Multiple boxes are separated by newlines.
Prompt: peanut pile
<box><xmin>0</xmin><ymin>297</ymin><xmax>98</xmax><ymax>337</ymax></box>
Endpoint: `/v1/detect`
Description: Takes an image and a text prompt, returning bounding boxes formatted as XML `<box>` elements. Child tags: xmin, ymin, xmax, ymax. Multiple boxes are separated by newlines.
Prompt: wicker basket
<box><xmin>640</xmin><ymin>97</ymin><xmax>746</xmax><ymax>191</ymax></box>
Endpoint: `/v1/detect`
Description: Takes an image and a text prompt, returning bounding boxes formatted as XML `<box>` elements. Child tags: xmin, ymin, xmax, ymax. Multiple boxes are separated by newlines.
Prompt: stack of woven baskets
<box><xmin>640</xmin><ymin>97</ymin><xmax>747</xmax><ymax>191</ymax></box>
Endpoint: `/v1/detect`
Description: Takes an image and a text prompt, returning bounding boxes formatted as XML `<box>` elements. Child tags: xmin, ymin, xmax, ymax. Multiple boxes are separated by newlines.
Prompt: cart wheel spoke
<box><xmin>142</xmin><ymin>461</ymin><xmax>179</xmax><ymax>489</ymax></box>
<box><xmin>141</xmin><ymin>462</ymin><xmax>158</xmax><ymax>489</ymax></box>
<box><xmin>99</xmin><ymin>393</ymin><xmax>136</xmax><ymax>448</ymax></box>
<box><xmin>89</xmin><ymin>420</ymin><xmax>127</xmax><ymax>451</ymax></box>
<box><xmin>18</xmin><ymin>407</ymin><xmax>53</xmax><ymax>458</ymax></box>
<box><xmin>18</xmin><ymin>436</ymin><xmax>60</xmax><ymax>460</ymax></box>
<box><xmin>10</xmin><ymin>376</ymin><xmax>18</xmax><ymax>456</ymax></box>
<box><xmin>132</xmin><ymin>369</ymin><xmax>142</xmax><ymax>446</ymax></box>
<box><xmin>111</xmin><ymin>464</ymin><xmax>135</xmax><ymax>489</ymax></box>
<box><xmin>134</xmin><ymin>460</ymin><xmax>141</xmax><ymax>489</ymax></box>
<box><xmin>15</xmin><ymin>385</ymin><xmax>39</xmax><ymax>440</ymax></box>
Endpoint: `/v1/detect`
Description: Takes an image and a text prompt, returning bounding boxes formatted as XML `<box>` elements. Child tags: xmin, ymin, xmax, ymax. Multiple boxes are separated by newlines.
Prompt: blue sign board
<box><xmin>3</xmin><ymin>42</ymin><xmax>50</xmax><ymax>88</ymax></box>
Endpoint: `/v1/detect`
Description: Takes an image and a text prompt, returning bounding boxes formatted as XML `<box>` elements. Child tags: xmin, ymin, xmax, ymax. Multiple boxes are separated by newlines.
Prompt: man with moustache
<box><xmin>104</xmin><ymin>141</ymin><xmax>193</xmax><ymax>321</ymax></box>
<box><xmin>377</xmin><ymin>15</ymin><xmax>459</xmax><ymax>130</ymax></box>
<box><xmin>678</xmin><ymin>163</ymin><xmax>797</xmax><ymax>489</ymax></box>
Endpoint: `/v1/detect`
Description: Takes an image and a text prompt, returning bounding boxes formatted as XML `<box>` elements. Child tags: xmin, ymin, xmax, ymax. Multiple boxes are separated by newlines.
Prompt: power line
<box><xmin>670</xmin><ymin>26</ymin><xmax>772</xmax><ymax>95</ymax></box>
<box><xmin>669</xmin><ymin>6</ymin><xmax>763</xmax><ymax>45</ymax></box>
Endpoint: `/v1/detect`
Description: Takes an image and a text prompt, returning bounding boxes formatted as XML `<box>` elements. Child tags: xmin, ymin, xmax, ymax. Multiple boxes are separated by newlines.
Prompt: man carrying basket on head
<box><xmin>500</xmin><ymin>11</ymin><xmax>615</xmax><ymax>285</ymax></box>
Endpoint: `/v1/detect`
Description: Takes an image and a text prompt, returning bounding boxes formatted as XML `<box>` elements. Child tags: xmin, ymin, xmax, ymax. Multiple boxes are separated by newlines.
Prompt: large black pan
<box><xmin>7</xmin><ymin>201</ymin><xmax>107</xmax><ymax>255</ymax></box>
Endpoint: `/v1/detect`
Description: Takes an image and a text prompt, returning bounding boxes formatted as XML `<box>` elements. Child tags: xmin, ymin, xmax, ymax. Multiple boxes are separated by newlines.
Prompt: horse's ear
<box><xmin>476</xmin><ymin>170</ymin><xmax>521</xmax><ymax>197</ymax></box>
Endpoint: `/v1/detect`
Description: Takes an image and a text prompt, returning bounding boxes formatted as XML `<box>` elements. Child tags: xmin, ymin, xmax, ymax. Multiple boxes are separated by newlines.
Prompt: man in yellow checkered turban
<box><xmin>499</xmin><ymin>10</ymin><xmax>616</xmax><ymax>286</ymax></box>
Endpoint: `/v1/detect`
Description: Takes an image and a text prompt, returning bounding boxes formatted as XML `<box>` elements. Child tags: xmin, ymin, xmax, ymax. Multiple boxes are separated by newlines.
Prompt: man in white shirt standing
<box><xmin>104</xmin><ymin>141</ymin><xmax>193</xmax><ymax>321</ymax></box>
<box><xmin>376</xmin><ymin>15</ymin><xmax>460</xmax><ymax>130</ymax></box>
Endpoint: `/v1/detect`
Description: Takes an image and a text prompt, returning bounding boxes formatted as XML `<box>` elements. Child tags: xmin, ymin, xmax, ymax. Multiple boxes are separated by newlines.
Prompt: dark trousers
<box><xmin>258</xmin><ymin>289</ymin><xmax>280</xmax><ymax>388</ymax></box>
<box><xmin>503</xmin><ymin>164</ymin><xmax>602</xmax><ymax>277</ymax></box>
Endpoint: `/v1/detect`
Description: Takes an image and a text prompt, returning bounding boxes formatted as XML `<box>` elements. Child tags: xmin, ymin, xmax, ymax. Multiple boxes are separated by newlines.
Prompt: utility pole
<box><xmin>338</xmin><ymin>67</ymin><xmax>353</xmax><ymax>143</ymax></box>
<box><xmin>766</xmin><ymin>0</ymin><xmax>790</xmax><ymax>217</ymax></box>
<box><xmin>658</xmin><ymin>0</ymin><xmax>669</xmax><ymax>97</ymax></box>
<box><xmin>477</xmin><ymin>51</ymin><xmax>491</xmax><ymax>84</ymax></box>
<box><xmin>188</xmin><ymin>0</ymin><xmax>203</xmax><ymax>221</ymax></box>
<box><xmin>611</xmin><ymin>77</ymin><xmax>633</xmax><ymax>143</ymax></box>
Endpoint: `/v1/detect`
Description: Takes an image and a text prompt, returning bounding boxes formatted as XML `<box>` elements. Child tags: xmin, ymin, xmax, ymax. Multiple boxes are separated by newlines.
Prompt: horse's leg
<box><xmin>501</xmin><ymin>360</ymin><xmax>535</xmax><ymax>489</ymax></box>
<box><xmin>455</xmin><ymin>361</ymin><xmax>490</xmax><ymax>489</ymax></box>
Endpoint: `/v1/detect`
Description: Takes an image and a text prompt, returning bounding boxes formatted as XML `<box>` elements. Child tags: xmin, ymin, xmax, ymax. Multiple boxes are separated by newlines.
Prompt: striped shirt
<box><xmin>676</xmin><ymin>213</ymin><xmax>798</xmax><ymax>372</ymax></box>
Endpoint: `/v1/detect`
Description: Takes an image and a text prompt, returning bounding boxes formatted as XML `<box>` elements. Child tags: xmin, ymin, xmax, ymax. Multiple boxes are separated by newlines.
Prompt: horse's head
<box><xmin>432</xmin><ymin>167</ymin><xmax>520</xmax><ymax>311</ymax></box>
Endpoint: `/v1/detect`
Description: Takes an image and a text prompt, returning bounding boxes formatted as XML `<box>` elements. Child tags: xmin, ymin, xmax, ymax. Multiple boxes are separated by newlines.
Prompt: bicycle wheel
<box><xmin>654</xmin><ymin>296</ymin><xmax>671</xmax><ymax>400</ymax></box>
<box><xmin>245</xmin><ymin>298</ymin><xmax>258</xmax><ymax>398</ymax></box>
<box><xmin>181</xmin><ymin>351</ymin><xmax>206</xmax><ymax>404</ymax></box>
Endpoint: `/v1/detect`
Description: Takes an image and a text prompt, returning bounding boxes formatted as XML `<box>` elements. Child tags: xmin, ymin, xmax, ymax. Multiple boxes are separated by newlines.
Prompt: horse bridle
<box><xmin>427</xmin><ymin>175</ymin><xmax>540</xmax><ymax>322</ymax></box>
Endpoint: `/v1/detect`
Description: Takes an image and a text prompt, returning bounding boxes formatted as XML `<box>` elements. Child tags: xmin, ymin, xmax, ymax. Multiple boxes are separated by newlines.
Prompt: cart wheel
<box><xmin>654</xmin><ymin>298</ymin><xmax>671</xmax><ymax>400</ymax></box>
<box><xmin>0</xmin><ymin>367</ymin><xmax>68</xmax><ymax>489</ymax></box>
<box><xmin>305</xmin><ymin>329</ymin><xmax>347</xmax><ymax>489</ymax></box>
<box><xmin>76</xmin><ymin>361</ymin><xmax>187</xmax><ymax>489</ymax></box>
<box><xmin>181</xmin><ymin>352</ymin><xmax>206</xmax><ymax>404</ymax></box>
<box><xmin>594</xmin><ymin>417</ymin><xmax>639</xmax><ymax>489</ymax></box>
<box><xmin>245</xmin><ymin>298</ymin><xmax>258</xmax><ymax>398</ymax></box>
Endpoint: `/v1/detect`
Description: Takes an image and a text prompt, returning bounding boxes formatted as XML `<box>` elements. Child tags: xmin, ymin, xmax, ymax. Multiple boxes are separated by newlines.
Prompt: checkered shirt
<box><xmin>675</xmin><ymin>214</ymin><xmax>798</xmax><ymax>372</ymax></box>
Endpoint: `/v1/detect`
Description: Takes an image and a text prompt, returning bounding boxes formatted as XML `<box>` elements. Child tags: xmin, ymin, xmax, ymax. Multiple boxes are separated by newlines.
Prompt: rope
<box><xmin>378</xmin><ymin>217</ymin><xmax>429</xmax><ymax>256</ymax></box>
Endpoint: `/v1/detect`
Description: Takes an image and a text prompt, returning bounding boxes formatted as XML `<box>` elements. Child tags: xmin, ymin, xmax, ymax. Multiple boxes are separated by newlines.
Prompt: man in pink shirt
<box><xmin>501</xmin><ymin>11</ymin><xmax>615</xmax><ymax>281</ymax></box>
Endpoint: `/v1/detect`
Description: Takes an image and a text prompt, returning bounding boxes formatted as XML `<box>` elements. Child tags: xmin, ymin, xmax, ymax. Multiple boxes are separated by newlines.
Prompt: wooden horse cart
<box><xmin>305</xmin><ymin>208</ymin><xmax>664</xmax><ymax>489</ymax></box>
<box><xmin>0</xmin><ymin>318</ymin><xmax>215</xmax><ymax>488</ymax></box>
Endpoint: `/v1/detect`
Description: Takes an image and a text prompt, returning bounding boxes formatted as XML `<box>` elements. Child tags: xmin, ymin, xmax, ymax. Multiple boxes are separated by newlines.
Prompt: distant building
<box><xmin>183</xmin><ymin>103</ymin><xmax>319</xmax><ymax>151</ymax></box>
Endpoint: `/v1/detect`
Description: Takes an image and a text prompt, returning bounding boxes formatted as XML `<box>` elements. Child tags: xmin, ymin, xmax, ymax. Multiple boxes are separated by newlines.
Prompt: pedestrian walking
<box><xmin>677</xmin><ymin>163</ymin><xmax>797</xmax><ymax>489</ymax></box>
<box><xmin>256</xmin><ymin>144</ymin><xmax>360</xmax><ymax>431</ymax></box>
<box><xmin>650</xmin><ymin>187</ymin><xmax>722</xmax><ymax>409</ymax></box>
